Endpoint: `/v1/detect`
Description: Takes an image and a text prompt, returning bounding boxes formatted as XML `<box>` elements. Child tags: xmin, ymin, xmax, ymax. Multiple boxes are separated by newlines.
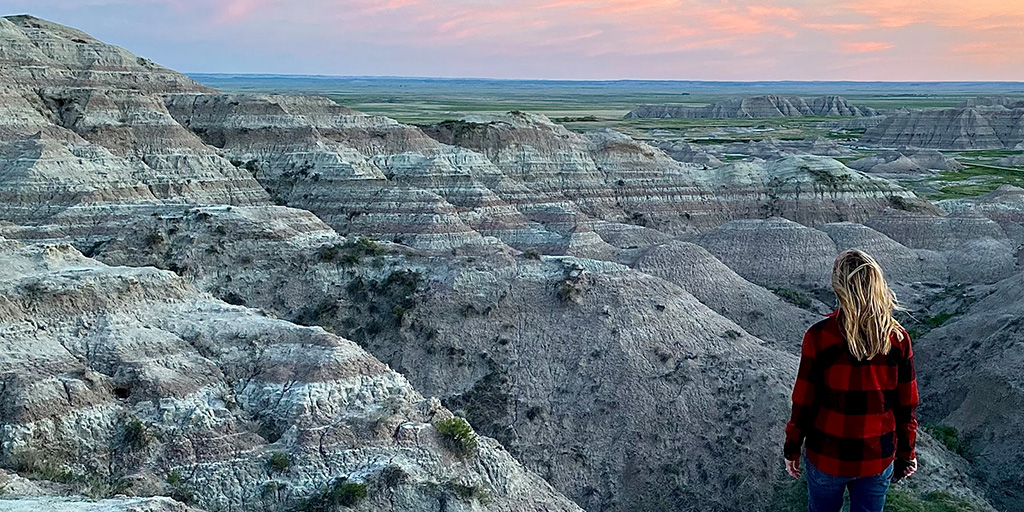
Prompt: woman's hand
<box><xmin>786</xmin><ymin>458</ymin><xmax>801</xmax><ymax>479</ymax></box>
<box><xmin>894</xmin><ymin>457</ymin><xmax>918</xmax><ymax>480</ymax></box>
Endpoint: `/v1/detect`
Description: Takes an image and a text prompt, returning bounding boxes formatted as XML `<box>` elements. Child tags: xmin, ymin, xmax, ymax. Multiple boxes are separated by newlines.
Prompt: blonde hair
<box><xmin>831</xmin><ymin>249</ymin><xmax>906</xmax><ymax>361</ymax></box>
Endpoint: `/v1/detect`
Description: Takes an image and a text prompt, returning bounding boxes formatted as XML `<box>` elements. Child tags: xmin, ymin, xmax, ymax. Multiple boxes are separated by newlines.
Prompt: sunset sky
<box><xmin>9</xmin><ymin>0</ymin><xmax>1024</xmax><ymax>80</ymax></box>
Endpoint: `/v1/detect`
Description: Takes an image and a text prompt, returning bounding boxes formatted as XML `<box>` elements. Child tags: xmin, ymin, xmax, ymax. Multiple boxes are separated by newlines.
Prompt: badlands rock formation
<box><xmin>846</xmin><ymin>147</ymin><xmax>963</xmax><ymax>177</ymax></box>
<box><xmin>0</xmin><ymin>239</ymin><xmax>580</xmax><ymax>512</ymax></box>
<box><xmin>0</xmin><ymin>14</ymin><xmax>1017</xmax><ymax>512</ymax></box>
<box><xmin>626</xmin><ymin>95</ymin><xmax>878</xmax><ymax>119</ymax></box>
<box><xmin>861</xmin><ymin>103</ymin><xmax>1024</xmax><ymax>149</ymax></box>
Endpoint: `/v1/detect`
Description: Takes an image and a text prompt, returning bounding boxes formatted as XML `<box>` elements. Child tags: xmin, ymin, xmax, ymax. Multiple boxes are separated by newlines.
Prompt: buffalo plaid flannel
<box><xmin>784</xmin><ymin>310</ymin><xmax>919</xmax><ymax>477</ymax></box>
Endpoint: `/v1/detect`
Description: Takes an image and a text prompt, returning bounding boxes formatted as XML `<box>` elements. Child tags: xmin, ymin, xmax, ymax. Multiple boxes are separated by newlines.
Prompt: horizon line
<box><xmin>184</xmin><ymin>73</ymin><xmax>1024</xmax><ymax>85</ymax></box>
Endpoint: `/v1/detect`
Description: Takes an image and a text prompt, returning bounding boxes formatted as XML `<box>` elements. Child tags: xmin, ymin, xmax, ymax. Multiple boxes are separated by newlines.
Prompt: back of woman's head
<box><xmin>831</xmin><ymin>249</ymin><xmax>905</xmax><ymax>360</ymax></box>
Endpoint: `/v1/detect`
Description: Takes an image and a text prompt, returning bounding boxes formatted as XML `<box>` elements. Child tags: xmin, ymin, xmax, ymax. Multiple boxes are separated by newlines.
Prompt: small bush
<box><xmin>268</xmin><ymin>452</ymin><xmax>290</xmax><ymax>473</ymax></box>
<box><xmin>167</xmin><ymin>470</ymin><xmax>181</xmax><ymax>485</ymax></box>
<box><xmin>145</xmin><ymin>231</ymin><xmax>165</xmax><ymax>247</ymax></box>
<box><xmin>522</xmin><ymin>248</ymin><xmax>541</xmax><ymax>260</ymax></box>
<box><xmin>924</xmin><ymin>424</ymin><xmax>965</xmax><ymax>456</ymax></box>
<box><xmin>305</xmin><ymin>479</ymin><xmax>368</xmax><ymax>511</ymax></box>
<box><xmin>122</xmin><ymin>418</ymin><xmax>151</xmax><ymax>451</ymax></box>
<box><xmin>434</xmin><ymin>417</ymin><xmax>479</xmax><ymax>458</ymax></box>
<box><xmin>376</xmin><ymin>465</ymin><xmax>409</xmax><ymax>488</ymax></box>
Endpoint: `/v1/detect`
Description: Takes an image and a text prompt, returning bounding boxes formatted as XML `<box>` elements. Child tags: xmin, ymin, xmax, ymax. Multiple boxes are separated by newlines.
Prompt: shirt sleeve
<box><xmin>894</xmin><ymin>329</ymin><xmax>919</xmax><ymax>459</ymax></box>
<box><xmin>784</xmin><ymin>327</ymin><xmax>818</xmax><ymax>461</ymax></box>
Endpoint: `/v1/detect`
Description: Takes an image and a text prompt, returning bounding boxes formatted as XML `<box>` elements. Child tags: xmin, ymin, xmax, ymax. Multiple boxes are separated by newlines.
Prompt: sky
<box><xmin>6</xmin><ymin>0</ymin><xmax>1024</xmax><ymax>81</ymax></box>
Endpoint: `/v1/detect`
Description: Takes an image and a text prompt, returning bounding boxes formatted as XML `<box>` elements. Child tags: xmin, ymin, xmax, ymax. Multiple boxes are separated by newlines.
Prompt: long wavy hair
<box><xmin>831</xmin><ymin>249</ymin><xmax>906</xmax><ymax>360</ymax></box>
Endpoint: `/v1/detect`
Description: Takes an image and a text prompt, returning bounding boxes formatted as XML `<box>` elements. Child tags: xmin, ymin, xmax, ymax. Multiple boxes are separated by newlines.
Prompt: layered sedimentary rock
<box><xmin>0</xmin><ymin>15</ymin><xmax>270</xmax><ymax>242</ymax></box>
<box><xmin>632</xmin><ymin>240</ymin><xmax>820</xmax><ymax>351</ymax></box>
<box><xmin>626</xmin><ymin>95</ymin><xmax>877</xmax><ymax>119</ymax></box>
<box><xmin>0</xmin><ymin>239</ymin><xmax>581</xmax><ymax>512</ymax></box>
<box><xmin>861</xmin><ymin>105</ymin><xmax>1024</xmax><ymax>149</ymax></box>
<box><xmin>0</xmin><ymin>16</ymin><xmax>211</xmax><ymax>93</ymax></box>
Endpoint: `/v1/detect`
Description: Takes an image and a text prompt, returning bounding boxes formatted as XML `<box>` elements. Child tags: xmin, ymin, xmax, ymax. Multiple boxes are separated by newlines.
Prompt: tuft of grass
<box><xmin>434</xmin><ymin>417</ymin><xmax>479</xmax><ymax>458</ymax></box>
<box><xmin>268</xmin><ymin>452</ymin><xmax>290</xmax><ymax>473</ymax></box>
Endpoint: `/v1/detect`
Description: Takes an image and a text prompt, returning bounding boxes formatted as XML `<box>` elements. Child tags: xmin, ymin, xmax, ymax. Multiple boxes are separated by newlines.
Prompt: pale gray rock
<box><xmin>0</xmin><ymin>497</ymin><xmax>202</xmax><ymax>512</ymax></box>
<box><xmin>689</xmin><ymin>218</ymin><xmax>837</xmax><ymax>290</ymax></box>
<box><xmin>819</xmin><ymin>222</ymin><xmax>948</xmax><ymax>284</ymax></box>
<box><xmin>633</xmin><ymin>240</ymin><xmax>820</xmax><ymax>351</ymax></box>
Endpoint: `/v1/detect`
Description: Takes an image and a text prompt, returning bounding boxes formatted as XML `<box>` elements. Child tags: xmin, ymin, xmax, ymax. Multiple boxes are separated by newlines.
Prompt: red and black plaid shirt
<box><xmin>784</xmin><ymin>309</ymin><xmax>919</xmax><ymax>477</ymax></box>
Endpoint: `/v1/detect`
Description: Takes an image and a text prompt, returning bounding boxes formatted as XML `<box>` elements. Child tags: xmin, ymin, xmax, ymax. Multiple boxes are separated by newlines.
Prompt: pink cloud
<box><xmin>841</xmin><ymin>41</ymin><xmax>893</xmax><ymax>53</ymax></box>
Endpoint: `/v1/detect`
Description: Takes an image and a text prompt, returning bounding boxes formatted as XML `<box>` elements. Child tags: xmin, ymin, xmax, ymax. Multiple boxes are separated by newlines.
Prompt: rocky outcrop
<box><xmin>0</xmin><ymin>15</ymin><xmax>211</xmax><ymax>93</ymax></box>
<box><xmin>916</xmin><ymin>272</ymin><xmax>1024</xmax><ymax>512</ymax></box>
<box><xmin>626</xmin><ymin>95</ymin><xmax>877</xmax><ymax>119</ymax></box>
<box><xmin>846</xmin><ymin>148</ymin><xmax>963</xmax><ymax>177</ymax></box>
<box><xmin>861</xmin><ymin>105</ymin><xmax>1024</xmax><ymax>149</ymax></box>
<box><xmin>0</xmin><ymin>238</ymin><xmax>581</xmax><ymax>512</ymax></box>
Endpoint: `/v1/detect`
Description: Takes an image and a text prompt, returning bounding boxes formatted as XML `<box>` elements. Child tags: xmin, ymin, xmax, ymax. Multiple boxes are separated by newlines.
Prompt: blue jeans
<box><xmin>805</xmin><ymin>456</ymin><xmax>893</xmax><ymax>512</ymax></box>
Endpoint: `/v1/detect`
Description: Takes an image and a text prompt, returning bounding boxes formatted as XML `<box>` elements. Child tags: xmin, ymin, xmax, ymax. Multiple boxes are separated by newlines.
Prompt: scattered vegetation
<box><xmin>768</xmin><ymin>286</ymin><xmax>813</xmax><ymax>309</ymax></box>
<box><xmin>522</xmin><ymin>247</ymin><xmax>542</xmax><ymax>260</ymax></box>
<box><xmin>10</xmin><ymin>449</ymin><xmax>132</xmax><ymax>499</ymax></box>
<box><xmin>434</xmin><ymin>417</ymin><xmax>479</xmax><ymax>458</ymax></box>
<box><xmin>268</xmin><ymin>451</ymin><xmax>290</xmax><ymax>473</ymax></box>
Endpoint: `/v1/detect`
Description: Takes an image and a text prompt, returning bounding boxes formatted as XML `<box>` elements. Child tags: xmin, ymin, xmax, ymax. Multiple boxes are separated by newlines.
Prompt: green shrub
<box><xmin>434</xmin><ymin>417</ymin><xmax>479</xmax><ymax>458</ymax></box>
<box><xmin>268</xmin><ymin>452</ymin><xmax>290</xmax><ymax>473</ymax></box>
<box><xmin>167</xmin><ymin>470</ymin><xmax>181</xmax><ymax>485</ymax></box>
<box><xmin>305</xmin><ymin>479</ymin><xmax>367</xmax><ymax>510</ymax></box>
<box><xmin>924</xmin><ymin>424</ymin><xmax>964</xmax><ymax>456</ymax></box>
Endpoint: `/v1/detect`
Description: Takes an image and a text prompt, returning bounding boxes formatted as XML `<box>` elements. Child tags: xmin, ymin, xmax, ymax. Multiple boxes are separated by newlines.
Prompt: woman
<box><xmin>784</xmin><ymin>249</ymin><xmax>919</xmax><ymax>512</ymax></box>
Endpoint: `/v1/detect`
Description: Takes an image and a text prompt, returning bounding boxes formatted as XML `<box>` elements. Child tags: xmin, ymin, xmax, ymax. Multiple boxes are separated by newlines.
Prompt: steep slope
<box><xmin>915</xmin><ymin>272</ymin><xmax>1024</xmax><ymax>512</ymax></box>
<box><xmin>861</xmin><ymin>105</ymin><xmax>1024</xmax><ymax>149</ymax></box>
<box><xmin>625</xmin><ymin>95</ymin><xmax>878</xmax><ymax>119</ymax></box>
<box><xmin>632</xmin><ymin>240</ymin><xmax>820</xmax><ymax>351</ymax></box>
<box><xmin>0</xmin><ymin>238</ymin><xmax>581</xmax><ymax>512</ymax></box>
<box><xmin>0</xmin><ymin>14</ymin><xmax>269</xmax><ymax>241</ymax></box>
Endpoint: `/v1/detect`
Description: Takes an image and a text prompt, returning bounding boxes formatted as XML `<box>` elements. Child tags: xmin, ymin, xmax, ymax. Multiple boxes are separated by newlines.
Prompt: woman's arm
<box><xmin>894</xmin><ymin>330</ymin><xmax>919</xmax><ymax>461</ymax></box>
<box><xmin>784</xmin><ymin>328</ymin><xmax>818</xmax><ymax>462</ymax></box>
